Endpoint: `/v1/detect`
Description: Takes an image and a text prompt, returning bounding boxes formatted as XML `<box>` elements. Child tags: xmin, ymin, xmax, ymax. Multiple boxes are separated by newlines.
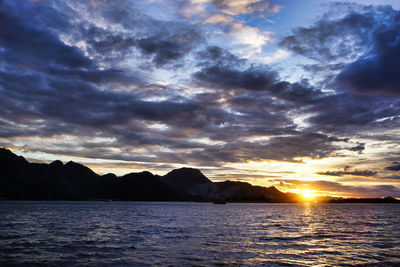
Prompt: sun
<box><xmin>301</xmin><ymin>190</ymin><xmax>316</xmax><ymax>201</ymax></box>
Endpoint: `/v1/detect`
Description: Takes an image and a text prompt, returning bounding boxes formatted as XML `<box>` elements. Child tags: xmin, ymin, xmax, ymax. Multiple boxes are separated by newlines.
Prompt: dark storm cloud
<box><xmin>348</xmin><ymin>143</ymin><xmax>365</xmax><ymax>153</ymax></box>
<box><xmin>196</xmin><ymin>46</ymin><xmax>246</xmax><ymax>68</ymax></box>
<box><xmin>270</xmin><ymin>80</ymin><xmax>322</xmax><ymax>105</ymax></box>
<box><xmin>94</xmin><ymin>0</ymin><xmax>143</xmax><ymax>27</ymax></box>
<box><xmin>83</xmin><ymin>30</ymin><xmax>138</xmax><ymax>63</ymax></box>
<box><xmin>194</xmin><ymin>6</ymin><xmax>400</xmax><ymax>141</ymax></box>
<box><xmin>306</xmin><ymin>92</ymin><xmax>400</xmax><ymax>135</ymax></box>
<box><xmin>193</xmin><ymin>65</ymin><xmax>278</xmax><ymax>91</ymax></box>
<box><xmin>244</xmin><ymin>132</ymin><xmax>344</xmax><ymax>161</ymax></box>
<box><xmin>47</xmin><ymin>68</ymin><xmax>145</xmax><ymax>88</ymax></box>
<box><xmin>182</xmin><ymin>132</ymin><xmax>346</xmax><ymax>165</ymax></box>
<box><xmin>0</xmin><ymin>0</ymin><xmax>205</xmax><ymax>134</ymax></box>
<box><xmin>76</xmin><ymin>27</ymin><xmax>201</xmax><ymax>74</ymax></box>
<box><xmin>317</xmin><ymin>169</ymin><xmax>377</xmax><ymax>177</ymax></box>
<box><xmin>279</xmin><ymin>10</ymin><xmax>373</xmax><ymax>62</ymax></box>
<box><xmin>194</xmin><ymin>46</ymin><xmax>323</xmax><ymax>104</ymax></box>
<box><xmin>80</xmin><ymin>0</ymin><xmax>204</xmax><ymax>67</ymax></box>
<box><xmin>0</xmin><ymin>9</ymin><xmax>91</xmax><ymax>69</ymax></box>
<box><xmin>0</xmin><ymin>70</ymin><xmax>201</xmax><ymax>128</ymax></box>
<box><xmin>280</xmin><ymin>4</ymin><xmax>400</xmax><ymax>96</ymax></box>
<box><xmin>386</xmin><ymin>162</ymin><xmax>400</xmax><ymax>171</ymax></box>
<box><xmin>334</xmin><ymin>34</ymin><xmax>400</xmax><ymax>96</ymax></box>
<box><xmin>1</xmin><ymin>0</ymin><xmax>204</xmax><ymax>70</ymax></box>
<box><xmin>193</xmin><ymin>46</ymin><xmax>277</xmax><ymax>91</ymax></box>
<box><xmin>0</xmin><ymin>57</ymin><xmax>297</xmax><ymax>164</ymax></box>
<box><xmin>135</xmin><ymin>28</ymin><xmax>203</xmax><ymax>66</ymax></box>
<box><xmin>0</xmin><ymin>0</ymin><xmax>327</xmax><ymax>166</ymax></box>
<box><xmin>0</xmin><ymin>0</ymin><xmax>75</xmax><ymax>35</ymax></box>
<box><xmin>382</xmin><ymin>175</ymin><xmax>400</xmax><ymax>180</ymax></box>
<box><xmin>193</xmin><ymin>47</ymin><xmax>395</xmax><ymax>151</ymax></box>
<box><xmin>333</xmin><ymin>6</ymin><xmax>400</xmax><ymax>96</ymax></box>
<box><xmin>0</xmin><ymin>0</ymin><xmax>398</xmax><ymax>170</ymax></box>
<box><xmin>23</xmin><ymin>145</ymin><xmax>161</xmax><ymax>164</ymax></box>
<box><xmin>0</xmin><ymin>1</ymin><xmax>144</xmax><ymax>88</ymax></box>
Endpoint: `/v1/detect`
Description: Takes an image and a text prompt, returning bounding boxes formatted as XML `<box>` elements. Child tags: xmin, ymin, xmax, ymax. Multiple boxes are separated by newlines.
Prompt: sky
<box><xmin>1</xmin><ymin>0</ymin><xmax>400</xmax><ymax>198</ymax></box>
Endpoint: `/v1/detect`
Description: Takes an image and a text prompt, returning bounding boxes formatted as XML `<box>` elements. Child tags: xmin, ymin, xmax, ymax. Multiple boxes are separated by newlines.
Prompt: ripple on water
<box><xmin>0</xmin><ymin>202</ymin><xmax>400</xmax><ymax>266</ymax></box>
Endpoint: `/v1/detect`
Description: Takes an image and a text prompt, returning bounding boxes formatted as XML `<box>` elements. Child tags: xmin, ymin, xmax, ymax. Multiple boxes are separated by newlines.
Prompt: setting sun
<box><xmin>301</xmin><ymin>190</ymin><xmax>316</xmax><ymax>201</ymax></box>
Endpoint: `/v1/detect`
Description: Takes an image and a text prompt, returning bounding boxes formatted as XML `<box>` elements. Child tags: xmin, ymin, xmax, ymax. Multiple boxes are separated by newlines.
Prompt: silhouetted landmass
<box><xmin>163</xmin><ymin>168</ymin><xmax>212</xmax><ymax>192</ymax></box>
<box><xmin>2</xmin><ymin>148</ymin><xmax>397</xmax><ymax>203</ymax></box>
<box><xmin>329</xmin><ymin>196</ymin><xmax>400</xmax><ymax>203</ymax></box>
<box><xmin>0</xmin><ymin>148</ymin><xmax>297</xmax><ymax>202</ymax></box>
<box><xmin>162</xmin><ymin>168</ymin><xmax>298</xmax><ymax>202</ymax></box>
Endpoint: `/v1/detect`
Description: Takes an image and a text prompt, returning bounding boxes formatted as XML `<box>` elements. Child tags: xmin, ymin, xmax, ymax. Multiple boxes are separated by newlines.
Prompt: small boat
<box><xmin>213</xmin><ymin>201</ymin><xmax>227</xmax><ymax>204</ymax></box>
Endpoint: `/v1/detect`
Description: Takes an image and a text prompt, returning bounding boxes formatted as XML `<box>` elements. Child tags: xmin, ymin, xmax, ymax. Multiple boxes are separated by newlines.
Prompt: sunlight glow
<box><xmin>301</xmin><ymin>190</ymin><xmax>316</xmax><ymax>201</ymax></box>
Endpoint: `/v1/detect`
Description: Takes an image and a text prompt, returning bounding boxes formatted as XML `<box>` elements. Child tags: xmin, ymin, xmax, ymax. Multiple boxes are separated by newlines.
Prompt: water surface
<box><xmin>1</xmin><ymin>201</ymin><xmax>399</xmax><ymax>266</ymax></box>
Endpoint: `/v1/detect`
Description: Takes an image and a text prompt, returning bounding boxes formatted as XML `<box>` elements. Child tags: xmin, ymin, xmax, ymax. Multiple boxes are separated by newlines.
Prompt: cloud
<box><xmin>193</xmin><ymin>47</ymin><xmax>277</xmax><ymax>91</ymax></box>
<box><xmin>386</xmin><ymin>162</ymin><xmax>400</xmax><ymax>171</ymax></box>
<box><xmin>211</xmin><ymin>0</ymin><xmax>281</xmax><ymax>16</ymax></box>
<box><xmin>194</xmin><ymin>46</ymin><xmax>323</xmax><ymax>103</ymax></box>
<box><xmin>317</xmin><ymin>169</ymin><xmax>377</xmax><ymax>177</ymax></box>
<box><xmin>180</xmin><ymin>0</ymin><xmax>281</xmax><ymax>18</ymax></box>
<box><xmin>380</xmin><ymin>174</ymin><xmax>400</xmax><ymax>180</ymax></box>
<box><xmin>280</xmin><ymin>4</ymin><xmax>400</xmax><ymax>96</ymax></box>
<box><xmin>193</xmin><ymin>65</ymin><xmax>278</xmax><ymax>91</ymax></box>
<box><xmin>259</xmin><ymin>49</ymin><xmax>290</xmax><ymax>64</ymax></box>
<box><xmin>279</xmin><ymin>9</ymin><xmax>372</xmax><ymax>62</ymax></box>
<box><xmin>196</xmin><ymin>46</ymin><xmax>246</xmax><ymax>67</ymax></box>
<box><xmin>0</xmin><ymin>58</ymin><xmax>354</xmax><ymax>165</ymax></box>
<box><xmin>0</xmin><ymin>9</ymin><xmax>91</xmax><ymax>69</ymax></box>
<box><xmin>178</xmin><ymin>0</ymin><xmax>275</xmax><ymax>54</ymax></box>
<box><xmin>229</xmin><ymin>23</ymin><xmax>272</xmax><ymax>52</ymax></box>
<box><xmin>134</xmin><ymin>26</ymin><xmax>203</xmax><ymax>67</ymax></box>
<box><xmin>334</xmin><ymin>35</ymin><xmax>400</xmax><ymax>96</ymax></box>
<box><xmin>306</xmin><ymin>92</ymin><xmax>400</xmax><ymax>135</ymax></box>
<box><xmin>204</xmin><ymin>14</ymin><xmax>234</xmax><ymax>24</ymax></box>
<box><xmin>0</xmin><ymin>70</ymin><xmax>203</xmax><ymax>126</ymax></box>
<box><xmin>183</xmin><ymin>132</ymin><xmax>349</xmax><ymax>164</ymax></box>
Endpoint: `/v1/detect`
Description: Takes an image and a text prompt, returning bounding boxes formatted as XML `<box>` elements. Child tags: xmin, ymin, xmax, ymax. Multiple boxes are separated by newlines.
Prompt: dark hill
<box><xmin>0</xmin><ymin>148</ymin><xmax>180</xmax><ymax>201</ymax></box>
<box><xmin>163</xmin><ymin>167</ymin><xmax>212</xmax><ymax>191</ymax></box>
<box><xmin>49</xmin><ymin>160</ymin><xmax>63</xmax><ymax>168</ymax></box>
<box><xmin>96</xmin><ymin>171</ymin><xmax>183</xmax><ymax>201</ymax></box>
<box><xmin>214</xmin><ymin>181</ymin><xmax>295</xmax><ymax>202</ymax></box>
<box><xmin>0</xmin><ymin>148</ymin><xmax>28</xmax><ymax>165</ymax></box>
<box><xmin>0</xmin><ymin>148</ymin><xmax>294</xmax><ymax>202</ymax></box>
<box><xmin>329</xmin><ymin>197</ymin><xmax>400</xmax><ymax>203</ymax></box>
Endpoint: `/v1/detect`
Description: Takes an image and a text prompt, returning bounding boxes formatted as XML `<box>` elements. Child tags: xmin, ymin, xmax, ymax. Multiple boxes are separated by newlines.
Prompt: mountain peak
<box><xmin>0</xmin><ymin>147</ymin><xmax>28</xmax><ymax>165</ymax></box>
<box><xmin>64</xmin><ymin>160</ymin><xmax>97</xmax><ymax>177</ymax></box>
<box><xmin>50</xmin><ymin>160</ymin><xmax>63</xmax><ymax>168</ymax></box>
<box><xmin>167</xmin><ymin>167</ymin><xmax>207</xmax><ymax>176</ymax></box>
<box><xmin>163</xmin><ymin>167</ymin><xmax>212</xmax><ymax>191</ymax></box>
<box><xmin>65</xmin><ymin>161</ymin><xmax>87</xmax><ymax>169</ymax></box>
<box><xmin>267</xmin><ymin>186</ymin><xmax>279</xmax><ymax>192</ymax></box>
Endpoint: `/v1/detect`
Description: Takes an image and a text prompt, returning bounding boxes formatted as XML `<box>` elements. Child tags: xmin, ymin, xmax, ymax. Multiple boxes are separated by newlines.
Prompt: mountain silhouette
<box><xmin>0</xmin><ymin>148</ymin><xmax>296</xmax><ymax>202</ymax></box>
<box><xmin>163</xmin><ymin>168</ymin><xmax>212</xmax><ymax>190</ymax></box>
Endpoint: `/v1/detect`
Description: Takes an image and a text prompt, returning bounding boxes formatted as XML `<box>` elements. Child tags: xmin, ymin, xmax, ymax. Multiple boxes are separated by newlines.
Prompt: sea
<box><xmin>1</xmin><ymin>201</ymin><xmax>399</xmax><ymax>266</ymax></box>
